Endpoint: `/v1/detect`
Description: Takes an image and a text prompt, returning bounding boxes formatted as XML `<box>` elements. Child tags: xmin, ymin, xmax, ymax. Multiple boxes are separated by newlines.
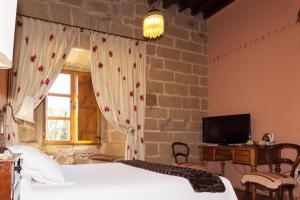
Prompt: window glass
<box><xmin>47</xmin><ymin>96</ymin><xmax>70</xmax><ymax>117</ymax></box>
<box><xmin>46</xmin><ymin>120</ymin><xmax>70</xmax><ymax>141</ymax></box>
<box><xmin>48</xmin><ymin>74</ymin><xmax>70</xmax><ymax>94</ymax></box>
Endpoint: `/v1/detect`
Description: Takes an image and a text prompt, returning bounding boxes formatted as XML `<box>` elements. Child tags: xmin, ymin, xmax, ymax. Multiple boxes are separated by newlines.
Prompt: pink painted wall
<box><xmin>208</xmin><ymin>0</ymin><xmax>300</xmax><ymax>197</ymax></box>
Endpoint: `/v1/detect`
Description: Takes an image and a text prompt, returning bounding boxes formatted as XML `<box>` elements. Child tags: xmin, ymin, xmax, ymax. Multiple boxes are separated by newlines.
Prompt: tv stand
<box><xmin>198</xmin><ymin>145</ymin><xmax>281</xmax><ymax>176</ymax></box>
<box><xmin>217</xmin><ymin>143</ymin><xmax>230</xmax><ymax>146</ymax></box>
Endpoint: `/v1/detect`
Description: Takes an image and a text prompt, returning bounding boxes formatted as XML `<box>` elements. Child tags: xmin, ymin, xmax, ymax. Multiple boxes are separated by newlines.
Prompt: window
<box><xmin>45</xmin><ymin>70</ymin><xmax>100</xmax><ymax>144</ymax></box>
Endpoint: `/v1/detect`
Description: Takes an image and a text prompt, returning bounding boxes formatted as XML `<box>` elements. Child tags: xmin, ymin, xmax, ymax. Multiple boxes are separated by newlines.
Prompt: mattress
<box><xmin>27</xmin><ymin>163</ymin><xmax>237</xmax><ymax>200</ymax></box>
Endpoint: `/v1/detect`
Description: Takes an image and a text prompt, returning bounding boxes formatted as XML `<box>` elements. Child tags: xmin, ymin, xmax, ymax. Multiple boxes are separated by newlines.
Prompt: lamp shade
<box><xmin>15</xmin><ymin>96</ymin><xmax>35</xmax><ymax>123</ymax></box>
<box><xmin>0</xmin><ymin>0</ymin><xmax>18</xmax><ymax>69</ymax></box>
<box><xmin>143</xmin><ymin>9</ymin><xmax>164</xmax><ymax>40</ymax></box>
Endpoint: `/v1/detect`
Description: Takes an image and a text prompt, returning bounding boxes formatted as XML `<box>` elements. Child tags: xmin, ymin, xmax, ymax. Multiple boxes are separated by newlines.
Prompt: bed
<box><xmin>22</xmin><ymin>162</ymin><xmax>238</xmax><ymax>200</ymax></box>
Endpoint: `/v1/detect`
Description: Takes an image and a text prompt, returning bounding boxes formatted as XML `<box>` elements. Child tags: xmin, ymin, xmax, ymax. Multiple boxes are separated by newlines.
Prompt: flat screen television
<box><xmin>202</xmin><ymin>114</ymin><xmax>251</xmax><ymax>145</ymax></box>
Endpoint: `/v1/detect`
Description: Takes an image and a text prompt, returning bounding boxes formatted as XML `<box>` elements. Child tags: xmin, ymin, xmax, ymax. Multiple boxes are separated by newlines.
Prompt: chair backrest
<box><xmin>265</xmin><ymin>143</ymin><xmax>300</xmax><ymax>177</ymax></box>
<box><xmin>172</xmin><ymin>142</ymin><xmax>190</xmax><ymax>164</ymax></box>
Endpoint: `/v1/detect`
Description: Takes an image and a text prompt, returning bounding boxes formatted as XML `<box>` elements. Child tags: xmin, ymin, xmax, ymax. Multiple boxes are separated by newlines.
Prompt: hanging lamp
<box><xmin>143</xmin><ymin>0</ymin><xmax>164</xmax><ymax>40</ymax></box>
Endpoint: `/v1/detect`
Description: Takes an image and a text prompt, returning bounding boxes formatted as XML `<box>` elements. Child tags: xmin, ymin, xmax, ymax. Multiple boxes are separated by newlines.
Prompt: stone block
<box><xmin>146</xmin><ymin>93</ymin><xmax>157</xmax><ymax>106</ymax></box>
<box><xmin>18</xmin><ymin>0</ymin><xmax>50</xmax><ymax>19</ymax></box>
<box><xmin>158</xmin><ymin>95</ymin><xmax>182</xmax><ymax>108</ymax></box>
<box><xmin>135</xmin><ymin>3</ymin><xmax>149</xmax><ymax>17</ymax></box>
<box><xmin>165</xmin><ymin>83</ymin><xmax>188</xmax><ymax>96</ymax></box>
<box><xmin>165</xmin><ymin>59</ymin><xmax>192</xmax><ymax>74</ymax></box>
<box><xmin>145</xmin><ymin>119</ymin><xmax>158</xmax><ymax>130</ymax></box>
<box><xmin>199</xmin><ymin>87</ymin><xmax>208</xmax><ymax>97</ymax></box>
<box><xmin>55</xmin><ymin>154</ymin><xmax>75</xmax><ymax>165</ymax></box>
<box><xmin>173</xmin><ymin>16</ymin><xmax>199</xmax><ymax>31</ymax></box>
<box><xmin>201</xmin><ymin>99</ymin><xmax>208</xmax><ymax>110</ymax></box>
<box><xmin>189</xmin><ymin>86</ymin><xmax>201</xmax><ymax>97</ymax></box>
<box><xmin>173</xmin><ymin>132</ymin><xmax>200</xmax><ymax>143</ymax></box>
<box><xmin>157</xmin><ymin>47</ymin><xmax>180</xmax><ymax>60</ymax></box>
<box><xmin>146</xmin><ymin>44</ymin><xmax>156</xmax><ymax>56</ymax></box>
<box><xmin>144</xmin><ymin>131</ymin><xmax>173</xmax><ymax>142</ymax></box>
<box><xmin>153</xmin><ymin>36</ymin><xmax>174</xmax><ymax>47</ymax></box>
<box><xmin>165</xmin><ymin>24</ymin><xmax>189</xmax><ymax>39</ymax></box>
<box><xmin>146</xmin><ymin>81</ymin><xmax>164</xmax><ymax>94</ymax></box>
<box><xmin>71</xmin><ymin>7</ymin><xmax>83</xmax><ymax>27</ymax></box>
<box><xmin>121</xmin><ymin>1</ymin><xmax>135</xmax><ymax>17</ymax></box>
<box><xmin>124</xmin><ymin>17</ymin><xmax>143</xmax><ymax>28</ymax></box>
<box><xmin>201</xmin><ymin>22</ymin><xmax>208</xmax><ymax>34</ymax></box>
<box><xmin>172</xmin><ymin>132</ymin><xmax>189</xmax><ymax>143</ymax></box>
<box><xmin>147</xmin><ymin>56</ymin><xmax>151</xmax><ymax>65</ymax></box>
<box><xmin>145</xmin><ymin>143</ymin><xmax>159</xmax><ymax>156</ymax></box>
<box><xmin>133</xmin><ymin>28</ymin><xmax>143</xmax><ymax>39</ymax></box>
<box><xmin>184</xmin><ymin>121</ymin><xmax>202</xmax><ymax>132</ymax></box>
<box><xmin>193</xmin><ymin>64</ymin><xmax>208</xmax><ymax>76</ymax></box>
<box><xmin>146</xmin><ymin>107</ymin><xmax>168</xmax><ymax>119</ymax></box>
<box><xmin>191</xmin><ymin>111</ymin><xmax>207</xmax><ymax>121</ymax></box>
<box><xmin>190</xmin><ymin>32</ymin><xmax>207</xmax><ymax>44</ymax></box>
<box><xmin>107</xmin><ymin>131</ymin><xmax>126</xmax><ymax>143</ymax></box>
<box><xmin>175</xmin><ymin>39</ymin><xmax>202</xmax><ymax>53</ymax></box>
<box><xmin>175</xmin><ymin>73</ymin><xmax>199</xmax><ymax>85</ymax></box>
<box><xmin>149</xmin><ymin>69</ymin><xmax>174</xmax><ymax>82</ymax></box>
<box><xmin>168</xmin><ymin>109</ymin><xmax>190</xmax><ymax>120</ymax></box>
<box><xmin>85</xmin><ymin>1</ymin><xmax>109</xmax><ymax>13</ymax></box>
<box><xmin>60</xmin><ymin>0</ymin><xmax>82</xmax><ymax>6</ymax></box>
<box><xmin>159</xmin><ymin>120</ymin><xmax>186</xmax><ymax>132</ymax></box>
<box><xmin>159</xmin><ymin>143</ymin><xmax>172</xmax><ymax>157</ymax></box>
<box><xmin>203</xmin><ymin>45</ymin><xmax>208</xmax><ymax>55</ymax></box>
<box><xmin>111</xmin><ymin>19</ymin><xmax>132</xmax><ymax>37</ymax></box>
<box><xmin>182</xmin><ymin>52</ymin><xmax>207</xmax><ymax>65</ymax></box>
<box><xmin>182</xmin><ymin>97</ymin><xmax>200</xmax><ymax>109</ymax></box>
<box><xmin>150</xmin><ymin>57</ymin><xmax>164</xmax><ymax>69</ymax></box>
<box><xmin>200</xmin><ymin>77</ymin><xmax>208</xmax><ymax>86</ymax></box>
<box><xmin>78</xmin><ymin>32</ymin><xmax>90</xmax><ymax>50</ymax></box>
<box><xmin>100</xmin><ymin>143</ymin><xmax>125</xmax><ymax>157</ymax></box>
<box><xmin>49</xmin><ymin>2</ymin><xmax>71</xmax><ymax>24</ymax></box>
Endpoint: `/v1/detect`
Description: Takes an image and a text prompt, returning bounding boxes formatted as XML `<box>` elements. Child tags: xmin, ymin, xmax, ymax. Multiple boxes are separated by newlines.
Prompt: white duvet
<box><xmin>22</xmin><ymin>163</ymin><xmax>237</xmax><ymax>200</ymax></box>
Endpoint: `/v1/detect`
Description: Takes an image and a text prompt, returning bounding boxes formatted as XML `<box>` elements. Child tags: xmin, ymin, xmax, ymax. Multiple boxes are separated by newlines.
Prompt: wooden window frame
<box><xmin>43</xmin><ymin>70</ymin><xmax>99</xmax><ymax>145</ymax></box>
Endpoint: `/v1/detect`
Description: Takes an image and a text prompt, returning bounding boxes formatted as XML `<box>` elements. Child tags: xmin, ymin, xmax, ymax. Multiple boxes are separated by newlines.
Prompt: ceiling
<box><xmin>162</xmin><ymin>0</ymin><xmax>234</xmax><ymax>19</ymax></box>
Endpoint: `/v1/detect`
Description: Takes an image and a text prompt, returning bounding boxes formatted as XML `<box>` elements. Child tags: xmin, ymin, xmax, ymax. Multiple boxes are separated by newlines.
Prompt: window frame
<box><xmin>43</xmin><ymin>69</ymin><xmax>100</xmax><ymax>145</ymax></box>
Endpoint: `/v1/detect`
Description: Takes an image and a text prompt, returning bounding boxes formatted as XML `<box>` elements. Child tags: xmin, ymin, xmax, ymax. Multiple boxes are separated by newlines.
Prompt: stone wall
<box><xmin>17</xmin><ymin>0</ymin><xmax>208</xmax><ymax>164</ymax></box>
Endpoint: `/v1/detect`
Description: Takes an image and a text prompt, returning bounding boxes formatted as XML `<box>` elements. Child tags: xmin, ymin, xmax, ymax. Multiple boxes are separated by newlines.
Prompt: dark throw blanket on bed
<box><xmin>118</xmin><ymin>160</ymin><xmax>225</xmax><ymax>193</ymax></box>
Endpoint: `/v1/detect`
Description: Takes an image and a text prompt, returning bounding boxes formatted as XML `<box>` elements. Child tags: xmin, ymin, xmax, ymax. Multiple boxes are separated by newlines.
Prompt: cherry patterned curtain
<box><xmin>5</xmin><ymin>17</ymin><xmax>77</xmax><ymax>145</ymax></box>
<box><xmin>90</xmin><ymin>32</ymin><xmax>146</xmax><ymax>160</ymax></box>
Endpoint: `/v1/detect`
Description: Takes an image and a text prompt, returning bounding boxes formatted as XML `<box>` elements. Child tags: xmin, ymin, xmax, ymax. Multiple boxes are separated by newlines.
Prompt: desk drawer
<box><xmin>233</xmin><ymin>149</ymin><xmax>252</xmax><ymax>164</ymax></box>
<box><xmin>202</xmin><ymin>148</ymin><xmax>214</xmax><ymax>160</ymax></box>
<box><xmin>215</xmin><ymin>149</ymin><xmax>232</xmax><ymax>160</ymax></box>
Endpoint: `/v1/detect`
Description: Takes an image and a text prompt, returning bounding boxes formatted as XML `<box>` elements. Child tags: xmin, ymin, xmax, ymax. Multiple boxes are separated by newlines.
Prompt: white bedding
<box><xmin>25</xmin><ymin>163</ymin><xmax>237</xmax><ymax>200</ymax></box>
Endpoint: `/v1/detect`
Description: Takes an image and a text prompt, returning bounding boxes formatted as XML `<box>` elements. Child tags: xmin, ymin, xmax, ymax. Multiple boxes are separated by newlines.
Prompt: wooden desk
<box><xmin>199</xmin><ymin>145</ymin><xmax>280</xmax><ymax>176</ymax></box>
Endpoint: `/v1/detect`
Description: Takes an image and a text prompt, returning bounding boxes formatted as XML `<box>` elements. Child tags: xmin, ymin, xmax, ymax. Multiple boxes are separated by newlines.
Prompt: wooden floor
<box><xmin>235</xmin><ymin>189</ymin><xmax>268</xmax><ymax>200</ymax></box>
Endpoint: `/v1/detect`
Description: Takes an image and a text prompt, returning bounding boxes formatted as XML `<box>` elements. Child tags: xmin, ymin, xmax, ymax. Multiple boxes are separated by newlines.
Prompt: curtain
<box><xmin>5</xmin><ymin>17</ymin><xmax>77</xmax><ymax>145</ymax></box>
<box><xmin>90</xmin><ymin>32</ymin><xmax>146</xmax><ymax>160</ymax></box>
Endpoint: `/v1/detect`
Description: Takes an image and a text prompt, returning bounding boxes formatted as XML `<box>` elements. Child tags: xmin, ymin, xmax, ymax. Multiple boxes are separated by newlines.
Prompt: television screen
<box><xmin>202</xmin><ymin>114</ymin><xmax>251</xmax><ymax>145</ymax></box>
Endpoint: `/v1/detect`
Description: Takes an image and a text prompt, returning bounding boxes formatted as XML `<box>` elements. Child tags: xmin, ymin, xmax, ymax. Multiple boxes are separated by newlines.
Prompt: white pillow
<box><xmin>8</xmin><ymin>145</ymin><xmax>65</xmax><ymax>184</ymax></box>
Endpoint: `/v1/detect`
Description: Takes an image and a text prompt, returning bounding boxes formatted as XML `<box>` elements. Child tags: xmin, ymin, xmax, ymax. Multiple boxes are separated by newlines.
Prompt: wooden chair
<box><xmin>242</xmin><ymin>143</ymin><xmax>300</xmax><ymax>200</ymax></box>
<box><xmin>171</xmin><ymin>142</ymin><xmax>206</xmax><ymax>171</ymax></box>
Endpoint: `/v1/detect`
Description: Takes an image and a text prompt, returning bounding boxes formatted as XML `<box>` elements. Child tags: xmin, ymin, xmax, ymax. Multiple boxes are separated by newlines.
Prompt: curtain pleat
<box><xmin>5</xmin><ymin>17</ymin><xmax>78</xmax><ymax>145</ymax></box>
<box><xmin>90</xmin><ymin>32</ymin><xmax>146</xmax><ymax>160</ymax></box>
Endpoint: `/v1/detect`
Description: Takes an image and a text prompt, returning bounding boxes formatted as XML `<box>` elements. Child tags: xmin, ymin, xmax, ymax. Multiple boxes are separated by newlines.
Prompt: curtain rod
<box><xmin>17</xmin><ymin>13</ymin><xmax>145</xmax><ymax>42</ymax></box>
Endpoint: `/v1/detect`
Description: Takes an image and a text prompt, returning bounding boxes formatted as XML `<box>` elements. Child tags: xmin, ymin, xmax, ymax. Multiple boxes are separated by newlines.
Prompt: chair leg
<box><xmin>245</xmin><ymin>182</ymin><xmax>250</xmax><ymax>194</ymax></box>
<box><xmin>268</xmin><ymin>191</ymin><xmax>273</xmax><ymax>200</ymax></box>
<box><xmin>251</xmin><ymin>185</ymin><xmax>256</xmax><ymax>200</ymax></box>
<box><xmin>277</xmin><ymin>188</ymin><xmax>283</xmax><ymax>200</ymax></box>
<box><xmin>289</xmin><ymin>189</ymin><xmax>293</xmax><ymax>200</ymax></box>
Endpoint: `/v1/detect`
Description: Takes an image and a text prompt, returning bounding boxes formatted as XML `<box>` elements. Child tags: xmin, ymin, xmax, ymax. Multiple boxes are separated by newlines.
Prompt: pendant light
<box><xmin>143</xmin><ymin>0</ymin><xmax>164</xmax><ymax>40</ymax></box>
